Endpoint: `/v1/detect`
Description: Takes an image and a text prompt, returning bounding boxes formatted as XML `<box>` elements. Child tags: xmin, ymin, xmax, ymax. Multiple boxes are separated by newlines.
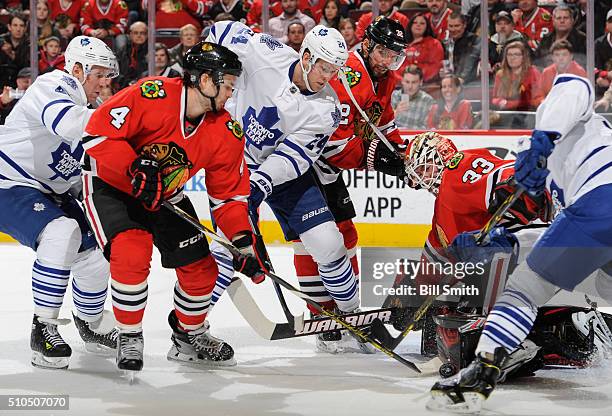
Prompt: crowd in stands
<box><xmin>0</xmin><ymin>0</ymin><xmax>610</xmax><ymax>130</ymax></box>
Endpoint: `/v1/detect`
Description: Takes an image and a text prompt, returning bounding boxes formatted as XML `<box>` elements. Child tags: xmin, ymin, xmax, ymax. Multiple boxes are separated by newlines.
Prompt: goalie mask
<box><xmin>404</xmin><ymin>132</ymin><xmax>458</xmax><ymax>195</ymax></box>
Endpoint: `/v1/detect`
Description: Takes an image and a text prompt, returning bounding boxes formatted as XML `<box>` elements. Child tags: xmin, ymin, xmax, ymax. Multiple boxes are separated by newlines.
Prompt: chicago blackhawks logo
<box><xmin>354</xmin><ymin>102</ymin><xmax>382</xmax><ymax>141</ymax></box>
<box><xmin>140</xmin><ymin>79</ymin><xmax>166</xmax><ymax>99</ymax></box>
<box><xmin>445</xmin><ymin>152</ymin><xmax>464</xmax><ymax>169</ymax></box>
<box><xmin>226</xmin><ymin>119</ymin><xmax>244</xmax><ymax>140</ymax></box>
<box><xmin>141</xmin><ymin>142</ymin><xmax>193</xmax><ymax>197</ymax></box>
<box><xmin>341</xmin><ymin>66</ymin><xmax>361</xmax><ymax>87</ymax></box>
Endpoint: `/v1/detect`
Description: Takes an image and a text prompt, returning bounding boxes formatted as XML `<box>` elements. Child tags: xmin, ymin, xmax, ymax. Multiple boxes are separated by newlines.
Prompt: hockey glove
<box><xmin>232</xmin><ymin>231</ymin><xmax>269</xmax><ymax>284</ymax></box>
<box><xmin>489</xmin><ymin>178</ymin><xmax>555</xmax><ymax>225</ymax></box>
<box><xmin>449</xmin><ymin>227</ymin><xmax>518</xmax><ymax>265</ymax></box>
<box><xmin>248</xmin><ymin>177</ymin><xmax>272</xmax><ymax>221</ymax></box>
<box><xmin>514</xmin><ymin>131</ymin><xmax>560</xmax><ymax>195</ymax></box>
<box><xmin>128</xmin><ymin>155</ymin><xmax>163</xmax><ymax>211</ymax></box>
<box><xmin>366</xmin><ymin>138</ymin><xmax>406</xmax><ymax>178</ymax></box>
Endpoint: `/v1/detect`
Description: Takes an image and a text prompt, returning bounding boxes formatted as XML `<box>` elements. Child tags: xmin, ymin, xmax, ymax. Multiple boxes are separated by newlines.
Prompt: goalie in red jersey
<box><xmin>81</xmin><ymin>42</ymin><xmax>268</xmax><ymax>373</ymax></box>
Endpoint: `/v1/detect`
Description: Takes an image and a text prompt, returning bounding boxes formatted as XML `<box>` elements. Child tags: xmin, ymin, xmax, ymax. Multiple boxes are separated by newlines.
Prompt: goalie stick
<box><xmin>162</xmin><ymin>201</ymin><xmax>422</xmax><ymax>373</ymax></box>
<box><xmin>369</xmin><ymin>188</ymin><xmax>525</xmax><ymax>350</ymax></box>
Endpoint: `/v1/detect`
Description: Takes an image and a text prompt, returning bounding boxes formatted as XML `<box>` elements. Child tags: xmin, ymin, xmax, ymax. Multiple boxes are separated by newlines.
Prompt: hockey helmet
<box><xmin>183</xmin><ymin>41</ymin><xmax>243</xmax><ymax>88</ymax></box>
<box><xmin>65</xmin><ymin>36</ymin><xmax>118</xmax><ymax>78</ymax></box>
<box><xmin>299</xmin><ymin>25</ymin><xmax>348</xmax><ymax>92</ymax></box>
<box><xmin>364</xmin><ymin>16</ymin><xmax>408</xmax><ymax>70</ymax></box>
<box><xmin>404</xmin><ymin>132</ymin><xmax>458</xmax><ymax>195</ymax></box>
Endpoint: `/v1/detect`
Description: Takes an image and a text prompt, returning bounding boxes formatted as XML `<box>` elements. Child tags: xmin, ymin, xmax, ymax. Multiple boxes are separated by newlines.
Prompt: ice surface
<box><xmin>0</xmin><ymin>244</ymin><xmax>611</xmax><ymax>416</ymax></box>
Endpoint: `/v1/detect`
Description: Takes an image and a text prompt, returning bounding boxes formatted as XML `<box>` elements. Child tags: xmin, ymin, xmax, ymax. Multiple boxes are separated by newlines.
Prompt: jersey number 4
<box><xmin>462</xmin><ymin>157</ymin><xmax>494</xmax><ymax>183</ymax></box>
<box><xmin>110</xmin><ymin>106</ymin><xmax>130</xmax><ymax>129</ymax></box>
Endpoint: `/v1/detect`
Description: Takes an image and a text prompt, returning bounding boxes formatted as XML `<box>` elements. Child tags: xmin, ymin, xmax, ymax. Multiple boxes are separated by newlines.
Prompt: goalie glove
<box><xmin>366</xmin><ymin>139</ymin><xmax>406</xmax><ymax>177</ymax></box>
<box><xmin>489</xmin><ymin>177</ymin><xmax>554</xmax><ymax>225</ymax></box>
<box><xmin>128</xmin><ymin>154</ymin><xmax>163</xmax><ymax>211</ymax></box>
<box><xmin>232</xmin><ymin>231</ymin><xmax>268</xmax><ymax>284</ymax></box>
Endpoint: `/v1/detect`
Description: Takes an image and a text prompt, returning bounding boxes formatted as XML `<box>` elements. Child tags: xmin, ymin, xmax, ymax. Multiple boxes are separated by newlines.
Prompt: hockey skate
<box><xmin>427</xmin><ymin>347</ymin><xmax>508</xmax><ymax>414</ymax></box>
<box><xmin>30</xmin><ymin>315</ymin><xmax>72</xmax><ymax>369</ymax></box>
<box><xmin>166</xmin><ymin>310</ymin><xmax>236</xmax><ymax>367</ymax></box>
<box><xmin>116</xmin><ymin>330</ymin><xmax>144</xmax><ymax>377</ymax></box>
<box><xmin>73</xmin><ymin>310</ymin><xmax>118</xmax><ymax>355</ymax></box>
<box><xmin>314</xmin><ymin>309</ymin><xmax>376</xmax><ymax>355</ymax></box>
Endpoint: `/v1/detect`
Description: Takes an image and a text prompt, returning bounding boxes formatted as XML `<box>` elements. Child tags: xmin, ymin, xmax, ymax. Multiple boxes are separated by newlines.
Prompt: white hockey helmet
<box><xmin>299</xmin><ymin>25</ymin><xmax>348</xmax><ymax>92</ymax></box>
<box><xmin>65</xmin><ymin>36</ymin><xmax>119</xmax><ymax>79</ymax></box>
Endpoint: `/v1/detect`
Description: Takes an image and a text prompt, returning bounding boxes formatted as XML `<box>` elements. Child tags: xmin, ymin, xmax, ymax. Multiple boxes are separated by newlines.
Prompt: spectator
<box><xmin>268</xmin><ymin>0</ymin><xmax>315</xmax><ymax>42</ymax></box>
<box><xmin>595</xmin><ymin>9</ymin><xmax>612</xmax><ymax>96</ymax></box>
<box><xmin>168</xmin><ymin>23</ymin><xmax>198</xmax><ymax>73</ymax></box>
<box><xmin>246</xmin><ymin>0</ymin><xmax>282</xmax><ymax>32</ymax></box>
<box><xmin>0</xmin><ymin>66</ymin><xmax>31</xmax><ymax>124</ymax></box>
<box><xmin>511</xmin><ymin>0</ymin><xmax>553</xmax><ymax>53</ymax></box>
<box><xmin>53</xmin><ymin>14</ymin><xmax>77</xmax><ymax>49</ymax></box>
<box><xmin>285</xmin><ymin>21</ymin><xmax>305</xmax><ymax>52</ymax></box>
<box><xmin>81</xmin><ymin>0</ymin><xmax>129</xmax><ymax>50</ymax></box>
<box><xmin>140</xmin><ymin>42</ymin><xmax>182</xmax><ymax>77</ymax></box>
<box><xmin>540</xmin><ymin>39</ymin><xmax>586</xmax><ymax>96</ymax></box>
<box><xmin>403</xmin><ymin>12</ymin><xmax>443</xmax><ymax>84</ymax></box>
<box><xmin>595</xmin><ymin>81</ymin><xmax>612</xmax><ymax>112</ymax></box>
<box><xmin>209</xmin><ymin>0</ymin><xmax>247</xmax><ymax>22</ymax></box>
<box><xmin>339</xmin><ymin>17</ymin><xmax>359</xmax><ymax>50</ymax></box>
<box><xmin>465</xmin><ymin>0</ymin><xmax>508</xmax><ymax>37</ymax></box>
<box><xmin>535</xmin><ymin>5</ymin><xmax>586</xmax><ymax>68</ymax></box>
<box><xmin>47</xmin><ymin>0</ymin><xmax>82</xmax><ymax>37</ymax></box>
<box><xmin>426</xmin><ymin>74</ymin><xmax>473</xmax><ymax>130</ymax></box>
<box><xmin>146</xmin><ymin>0</ymin><xmax>210</xmax><ymax>32</ymax></box>
<box><xmin>491</xmin><ymin>40</ymin><xmax>543</xmax><ymax>111</ymax></box>
<box><xmin>38</xmin><ymin>36</ymin><xmax>66</xmax><ymax>73</ymax></box>
<box><xmin>0</xmin><ymin>0</ymin><xmax>28</xmax><ymax>15</ymax></box>
<box><xmin>489</xmin><ymin>10</ymin><xmax>526</xmax><ymax>73</ymax></box>
<box><xmin>355</xmin><ymin>0</ymin><xmax>408</xmax><ymax>41</ymax></box>
<box><xmin>320</xmin><ymin>0</ymin><xmax>341</xmax><ymax>29</ymax></box>
<box><xmin>391</xmin><ymin>65</ymin><xmax>435</xmax><ymax>129</ymax></box>
<box><xmin>443</xmin><ymin>12</ymin><xmax>479</xmax><ymax>84</ymax></box>
<box><xmin>0</xmin><ymin>14</ymin><xmax>29</xmax><ymax>73</ymax></box>
<box><xmin>424</xmin><ymin>0</ymin><xmax>453</xmax><ymax>41</ymax></box>
<box><xmin>115</xmin><ymin>20</ymin><xmax>148</xmax><ymax>88</ymax></box>
<box><xmin>36</xmin><ymin>0</ymin><xmax>59</xmax><ymax>44</ymax></box>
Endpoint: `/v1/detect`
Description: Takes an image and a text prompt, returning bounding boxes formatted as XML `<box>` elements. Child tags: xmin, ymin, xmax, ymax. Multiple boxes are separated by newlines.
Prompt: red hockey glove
<box><xmin>489</xmin><ymin>177</ymin><xmax>554</xmax><ymax>225</ymax></box>
<box><xmin>128</xmin><ymin>154</ymin><xmax>163</xmax><ymax>211</ymax></box>
<box><xmin>232</xmin><ymin>232</ymin><xmax>269</xmax><ymax>284</ymax></box>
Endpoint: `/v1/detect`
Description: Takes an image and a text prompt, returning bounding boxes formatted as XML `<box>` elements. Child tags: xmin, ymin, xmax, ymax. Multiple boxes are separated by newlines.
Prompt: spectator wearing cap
<box><xmin>391</xmin><ymin>64</ymin><xmax>435</xmax><ymax>129</ymax></box>
<box><xmin>356</xmin><ymin>0</ymin><xmax>408</xmax><ymax>41</ymax></box>
<box><xmin>0</xmin><ymin>14</ymin><xmax>29</xmax><ymax>72</ymax></box>
<box><xmin>402</xmin><ymin>12</ymin><xmax>443</xmax><ymax>83</ymax></box>
<box><xmin>286</xmin><ymin>22</ymin><xmax>305</xmax><ymax>53</ymax></box>
<box><xmin>208</xmin><ymin>0</ymin><xmax>247</xmax><ymax>23</ymax></box>
<box><xmin>168</xmin><ymin>23</ymin><xmax>199</xmax><ymax>74</ymax></box>
<box><xmin>269</xmin><ymin>0</ymin><xmax>315</xmax><ymax>43</ymax></box>
<box><xmin>489</xmin><ymin>11</ymin><xmax>526</xmax><ymax>74</ymax></box>
<box><xmin>540</xmin><ymin>40</ymin><xmax>586</xmax><ymax>96</ymax></box>
<box><xmin>464</xmin><ymin>0</ymin><xmax>509</xmax><ymax>37</ymax></box>
<box><xmin>443</xmin><ymin>11</ymin><xmax>480</xmax><ymax>84</ymax></box>
<box><xmin>595</xmin><ymin>9</ymin><xmax>612</xmax><ymax>96</ymax></box>
<box><xmin>115</xmin><ymin>20</ymin><xmax>148</xmax><ymax>88</ymax></box>
<box><xmin>0</xmin><ymin>66</ymin><xmax>31</xmax><ymax>124</ymax></box>
<box><xmin>38</xmin><ymin>36</ymin><xmax>66</xmax><ymax>73</ymax></box>
<box><xmin>535</xmin><ymin>5</ymin><xmax>586</xmax><ymax>69</ymax></box>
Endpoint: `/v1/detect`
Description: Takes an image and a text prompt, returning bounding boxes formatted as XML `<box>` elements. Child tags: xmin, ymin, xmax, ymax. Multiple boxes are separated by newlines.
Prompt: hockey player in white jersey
<box><xmin>427</xmin><ymin>74</ymin><xmax>612</xmax><ymax>413</ymax></box>
<box><xmin>206</xmin><ymin>22</ymin><xmax>373</xmax><ymax>353</ymax></box>
<box><xmin>0</xmin><ymin>36</ymin><xmax>119</xmax><ymax>369</ymax></box>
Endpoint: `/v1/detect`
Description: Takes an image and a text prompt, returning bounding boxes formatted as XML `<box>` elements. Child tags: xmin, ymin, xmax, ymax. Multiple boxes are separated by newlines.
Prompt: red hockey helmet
<box><xmin>404</xmin><ymin>132</ymin><xmax>458</xmax><ymax>195</ymax></box>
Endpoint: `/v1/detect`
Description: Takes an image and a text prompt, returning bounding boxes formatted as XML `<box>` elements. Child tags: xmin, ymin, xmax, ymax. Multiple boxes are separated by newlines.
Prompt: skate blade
<box><xmin>166</xmin><ymin>346</ymin><xmax>237</xmax><ymax>368</ymax></box>
<box><xmin>31</xmin><ymin>352</ymin><xmax>69</xmax><ymax>370</ymax></box>
<box><xmin>426</xmin><ymin>391</ymin><xmax>484</xmax><ymax>414</ymax></box>
<box><xmin>83</xmin><ymin>342</ymin><xmax>116</xmax><ymax>356</ymax></box>
<box><xmin>121</xmin><ymin>370</ymin><xmax>139</xmax><ymax>384</ymax></box>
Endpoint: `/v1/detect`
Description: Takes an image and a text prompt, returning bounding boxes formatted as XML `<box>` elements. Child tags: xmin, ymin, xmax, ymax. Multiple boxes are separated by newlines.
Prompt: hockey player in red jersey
<box><xmin>294</xmin><ymin>16</ymin><xmax>408</xmax><ymax>353</ymax></box>
<box><xmin>82</xmin><ymin>42</ymin><xmax>268</xmax><ymax>372</ymax></box>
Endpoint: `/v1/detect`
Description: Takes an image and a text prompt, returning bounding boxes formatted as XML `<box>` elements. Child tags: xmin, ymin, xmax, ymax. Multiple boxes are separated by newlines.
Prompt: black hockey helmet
<box><xmin>365</xmin><ymin>16</ymin><xmax>408</xmax><ymax>53</ymax></box>
<box><xmin>183</xmin><ymin>41</ymin><xmax>242</xmax><ymax>88</ymax></box>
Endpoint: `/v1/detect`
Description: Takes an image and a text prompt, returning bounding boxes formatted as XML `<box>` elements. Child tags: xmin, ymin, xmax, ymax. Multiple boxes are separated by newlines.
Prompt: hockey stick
<box><xmin>247</xmin><ymin>211</ymin><xmax>304</xmax><ymax>330</ymax></box>
<box><xmin>369</xmin><ymin>188</ymin><xmax>525</xmax><ymax>351</ymax></box>
<box><xmin>163</xmin><ymin>201</ymin><xmax>422</xmax><ymax>373</ymax></box>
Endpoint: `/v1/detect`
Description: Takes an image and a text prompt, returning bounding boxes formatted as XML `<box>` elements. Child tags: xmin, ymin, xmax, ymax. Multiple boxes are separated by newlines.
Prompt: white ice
<box><xmin>0</xmin><ymin>244</ymin><xmax>611</xmax><ymax>416</ymax></box>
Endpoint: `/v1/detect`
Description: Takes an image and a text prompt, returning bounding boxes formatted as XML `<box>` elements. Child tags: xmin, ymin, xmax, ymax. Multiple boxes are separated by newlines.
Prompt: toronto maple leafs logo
<box><xmin>48</xmin><ymin>142</ymin><xmax>84</xmax><ymax>181</ymax></box>
<box><xmin>80</xmin><ymin>37</ymin><xmax>91</xmax><ymax>47</ymax></box>
<box><xmin>55</xmin><ymin>86</ymin><xmax>68</xmax><ymax>95</ymax></box>
<box><xmin>318</xmin><ymin>28</ymin><xmax>328</xmax><ymax>36</ymax></box>
<box><xmin>242</xmin><ymin>106</ymin><xmax>283</xmax><ymax>151</ymax></box>
<box><xmin>260</xmin><ymin>35</ymin><xmax>283</xmax><ymax>51</ymax></box>
<box><xmin>33</xmin><ymin>202</ymin><xmax>45</xmax><ymax>212</ymax></box>
<box><xmin>331</xmin><ymin>106</ymin><xmax>342</xmax><ymax>129</ymax></box>
<box><xmin>61</xmin><ymin>75</ymin><xmax>78</xmax><ymax>90</ymax></box>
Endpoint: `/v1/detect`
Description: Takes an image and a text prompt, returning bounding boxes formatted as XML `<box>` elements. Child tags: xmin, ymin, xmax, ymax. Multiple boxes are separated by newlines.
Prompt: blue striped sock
<box><xmin>32</xmin><ymin>260</ymin><xmax>70</xmax><ymax>316</ymax></box>
<box><xmin>318</xmin><ymin>256</ymin><xmax>359</xmax><ymax>312</ymax></box>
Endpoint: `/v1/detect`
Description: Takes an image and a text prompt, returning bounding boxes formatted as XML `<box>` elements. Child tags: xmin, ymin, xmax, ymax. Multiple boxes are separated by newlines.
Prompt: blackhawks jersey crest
<box><xmin>341</xmin><ymin>66</ymin><xmax>362</xmax><ymax>88</ymax></box>
<box><xmin>141</xmin><ymin>142</ymin><xmax>193</xmax><ymax>197</ymax></box>
<box><xmin>226</xmin><ymin>119</ymin><xmax>244</xmax><ymax>140</ymax></box>
<box><xmin>354</xmin><ymin>102</ymin><xmax>383</xmax><ymax>141</ymax></box>
<box><xmin>140</xmin><ymin>79</ymin><xmax>166</xmax><ymax>99</ymax></box>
